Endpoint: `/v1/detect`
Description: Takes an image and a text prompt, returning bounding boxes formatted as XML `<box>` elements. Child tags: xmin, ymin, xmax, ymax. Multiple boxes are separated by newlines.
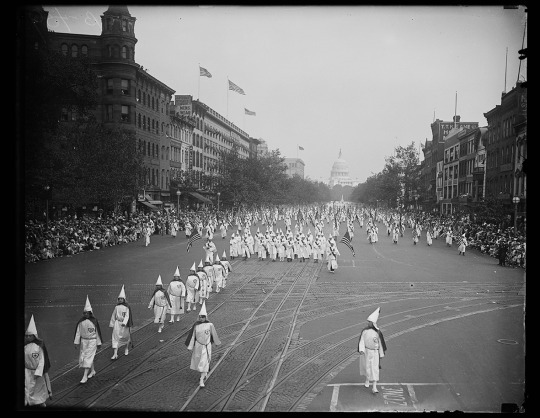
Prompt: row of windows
<box><xmin>487</xmin><ymin>145</ymin><xmax>514</xmax><ymax>168</ymax></box>
<box><xmin>137</xmin><ymin>114</ymin><xmax>162</xmax><ymax>134</ymax></box>
<box><xmin>60</xmin><ymin>43</ymin><xmax>88</xmax><ymax>57</ymax></box>
<box><xmin>486</xmin><ymin>115</ymin><xmax>515</xmax><ymax>146</ymax></box>
<box><xmin>105</xmin><ymin>17</ymin><xmax>134</xmax><ymax>34</ymax></box>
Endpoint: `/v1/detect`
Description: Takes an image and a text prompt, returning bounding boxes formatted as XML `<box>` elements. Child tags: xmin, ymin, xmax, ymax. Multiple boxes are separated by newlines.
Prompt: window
<box><xmin>61</xmin><ymin>43</ymin><xmax>68</xmax><ymax>55</ymax></box>
<box><xmin>121</xmin><ymin>105</ymin><xmax>129</xmax><ymax>122</ymax></box>
<box><xmin>106</xmin><ymin>105</ymin><xmax>113</xmax><ymax>121</ymax></box>
<box><xmin>107</xmin><ymin>79</ymin><xmax>114</xmax><ymax>95</ymax></box>
<box><xmin>137</xmin><ymin>89</ymin><xmax>141</xmax><ymax>103</ymax></box>
<box><xmin>121</xmin><ymin>46</ymin><xmax>127</xmax><ymax>59</ymax></box>
<box><xmin>60</xmin><ymin>108</ymin><xmax>69</xmax><ymax>121</ymax></box>
<box><xmin>121</xmin><ymin>79</ymin><xmax>130</xmax><ymax>95</ymax></box>
<box><xmin>138</xmin><ymin>114</ymin><xmax>141</xmax><ymax>128</ymax></box>
<box><xmin>107</xmin><ymin>18</ymin><xmax>112</xmax><ymax>31</ymax></box>
<box><xmin>81</xmin><ymin>45</ymin><xmax>88</xmax><ymax>56</ymax></box>
<box><xmin>122</xmin><ymin>20</ymin><xmax>127</xmax><ymax>32</ymax></box>
<box><xmin>143</xmin><ymin>116</ymin><xmax>146</xmax><ymax>129</ymax></box>
<box><xmin>71</xmin><ymin>44</ymin><xmax>78</xmax><ymax>57</ymax></box>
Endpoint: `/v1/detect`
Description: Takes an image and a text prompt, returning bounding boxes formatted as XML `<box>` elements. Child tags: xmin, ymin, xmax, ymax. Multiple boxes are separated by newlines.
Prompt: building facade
<box><xmin>27</xmin><ymin>5</ymin><xmax>259</xmax><ymax>211</ymax></box>
<box><xmin>284</xmin><ymin>158</ymin><xmax>305</xmax><ymax>179</ymax></box>
<box><xmin>483</xmin><ymin>82</ymin><xmax>527</xmax><ymax>221</ymax></box>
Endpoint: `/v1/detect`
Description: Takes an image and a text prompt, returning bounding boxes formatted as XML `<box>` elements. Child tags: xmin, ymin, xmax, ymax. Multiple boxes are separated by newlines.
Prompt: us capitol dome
<box><xmin>329</xmin><ymin>149</ymin><xmax>360</xmax><ymax>187</ymax></box>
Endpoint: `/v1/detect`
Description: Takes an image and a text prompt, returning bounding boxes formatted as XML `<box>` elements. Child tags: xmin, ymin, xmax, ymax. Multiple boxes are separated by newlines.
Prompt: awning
<box><xmin>139</xmin><ymin>201</ymin><xmax>160</xmax><ymax>211</ymax></box>
<box><xmin>148</xmin><ymin>200</ymin><xmax>163</xmax><ymax>205</ymax></box>
<box><xmin>189</xmin><ymin>192</ymin><xmax>213</xmax><ymax>205</ymax></box>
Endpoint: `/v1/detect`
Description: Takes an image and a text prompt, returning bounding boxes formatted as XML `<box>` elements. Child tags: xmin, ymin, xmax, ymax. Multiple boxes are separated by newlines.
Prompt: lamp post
<box><xmin>176</xmin><ymin>190</ymin><xmax>181</xmax><ymax>216</ymax></box>
<box><xmin>512</xmin><ymin>196</ymin><xmax>520</xmax><ymax>232</ymax></box>
<box><xmin>217</xmin><ymin>192</ymin><xmax>221</xmax><ymax>212</ymax></box>
<box><xmin>44</xmin><ymin>185</ymin><xmax>50</xmax><ymax>227</ymax></box>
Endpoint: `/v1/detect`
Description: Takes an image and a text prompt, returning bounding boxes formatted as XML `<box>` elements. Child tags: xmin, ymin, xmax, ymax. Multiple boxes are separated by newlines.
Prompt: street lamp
<box><xmin>512</xmin><ymin>196</ymin><xmax>520</xmax><ymax>232</ymax></box>
<box><xmin>176</xmin><ymin>190</ymin><xmax>181</xmax><ymax>216</ymax></box>
<box><xmin>217</xmin><ymin>192</ymin><xmax>221</xmax><ymax>212</ymax></box>
<box><xmin>44</xmin><ymin>185</ymin><xmax>50</xmax><ymax>226</ymax></box>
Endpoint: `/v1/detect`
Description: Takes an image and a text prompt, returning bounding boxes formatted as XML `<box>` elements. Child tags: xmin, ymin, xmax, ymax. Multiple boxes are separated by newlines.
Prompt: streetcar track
<box><xmin>180</xmin><ymin>262</ymin><xmax>316</xmax><ymax>411</ymax></box>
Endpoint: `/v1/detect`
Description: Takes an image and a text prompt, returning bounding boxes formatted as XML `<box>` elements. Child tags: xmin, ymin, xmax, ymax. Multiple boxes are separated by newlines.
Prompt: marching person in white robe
<box><xmin>185</xmin><ymin>302</ymin><xmax>221</xmax><ymax>387</ymax></box>
<box><xmin>25</xmin><ymin>315</ymin><xmax>52</xmax><ymax>407</ymax></box>
<box><xmin>185</xmin><ymin>263</ymin><xmax>200</xmax><ymax>312</ymax></box>
<box><xmin>220</xmin><ymin>251</ymin><xmax>232</xmax><ymax>288</ymax></box>
<box><xmin>458</xmin><ymin>234</ymin><xmax>468</xmax><ymax>256</ymax></box>
<box><xmin>203</xmin><ymin>256</ymin><xmax>216</xmax><ymax>293</ymax></box>
<box><xmin>167</xmin><ymin>267</ymin><xmax>186</xmax><ymax>322</ymax></box>
<box><xmin>327</xmin><ymin>244</ymin><xmax>340</xmax><ymax>273</ymax></box>
<box><xmin>212</xmin><ymin>255</ymin><xmax>225</xmax><ymax>292</ymax></box>
<box><xmin>147</xmin><ymin>275</ymin><xmax>172</xmax><ymax>333</ymax></box>
<box><xmin>358</xmin><ymin>307</ymin><xmax>387</xmax><ymax>394</ymax></box>
<box><xmin>197</xmin><ymin>260</ymin><xmax>209</xmax><ymax>305</ymax></box>
<box><xmin>109</xmin><ymin>285</ymin><xmax>133</xmax><ymax>359</ymax></box>
<box><xmin>74</xmin><ymin>296</ymin><xmax>103</xmax><ymax>383</ymax></box>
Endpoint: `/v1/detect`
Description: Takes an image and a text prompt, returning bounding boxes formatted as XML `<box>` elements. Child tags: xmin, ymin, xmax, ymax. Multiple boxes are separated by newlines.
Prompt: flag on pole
<box><xmin>186</xmin><ymin>232</ymin><xmax>202</xmax><ymax>252</ymax></box>
<box><xmin>340</xmin><ymin>230</ymin><xmax>355</xmax><ymax>256</ymax></box>
<box><xmin>298</xmin><ymin>146</ymin><xmax>305</xmax><ymax>150</ymax></box>
<box><xmin>228</xmin><ymin>79</ymin><xmax>245</xmax><ymax>95</ymax></box>
<box><xmin>245</xmin><ymin>108</ymin><xmax>256</xmax><ymax>116</ymax></box>
<box><xmin>199</xmin><ymin>66</ymin><xmax>212</xmax><ymax>78</ymax></box>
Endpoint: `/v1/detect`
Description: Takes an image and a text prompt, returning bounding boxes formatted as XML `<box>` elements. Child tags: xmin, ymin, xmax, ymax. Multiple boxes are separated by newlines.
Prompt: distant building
<box><xmin>257</xmin><ymin>139</ymin><xmax>269</xmax><ymax>156</ymax></box>
<box><xmin>328</xmin><ymin>150</ymin><xmax>360</xmax><ymax>187</ymax></box>
<box><xmin>284</xmin><ymin>158</ymin><xmax>305</xmax><ymax>179</ymax></box>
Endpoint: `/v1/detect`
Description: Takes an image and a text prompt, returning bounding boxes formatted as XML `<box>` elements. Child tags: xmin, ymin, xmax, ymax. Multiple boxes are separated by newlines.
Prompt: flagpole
<box><xmin>198</xmin><ymin>63</ymin><xmax>200</xmax><ymax>100</ymax></box>
<box><xmin>227</xmin><ymin>77</ymin><xmax>229</xmax><ymax>119</ymax></box>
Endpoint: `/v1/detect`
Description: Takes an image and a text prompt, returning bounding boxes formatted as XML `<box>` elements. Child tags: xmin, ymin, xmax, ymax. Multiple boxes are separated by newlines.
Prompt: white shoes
<box><xmin>176</xmin><ymin>317</ymin><xmax>180</xmax><ymax>321</ymax></box>
<box><xmin>88</xmin><ymin>371</ymin><xmax>96</xmax><ymax>379</ymax></box>
<box><xmin>158</xmin><ymin>327</ymin><xmax>162</xmax><ymax>333</ymax></box>
<box><xmin>169</xmin><ymin>320</ymin><xmax>174</xmax><ymax>323</ymax></box>
<box><xmin>364</xmin><ymin>382</ymin><xmax>370</xmax><ymax>388</ymax></box>
<box><xmin>124</xmin><ymin>349</ymin><xmax>129</xmax><ymax>356</ymax></box>
<box><xmin>80</xmin><ymin>376</ymin><xmax>88</xmax><ymax>384</ymax></box>
<box><xmin>111</xmin><ymin>354</ymin><xmax>118</xmax><ymax>360</ymax></box>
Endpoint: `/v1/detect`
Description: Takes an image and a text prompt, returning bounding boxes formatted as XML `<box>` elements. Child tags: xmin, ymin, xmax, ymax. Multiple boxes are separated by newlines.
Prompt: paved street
<box><xmin>23</xmin><ymin>218</ymin><xmax>525</xmax><ymax>412</ymax></box>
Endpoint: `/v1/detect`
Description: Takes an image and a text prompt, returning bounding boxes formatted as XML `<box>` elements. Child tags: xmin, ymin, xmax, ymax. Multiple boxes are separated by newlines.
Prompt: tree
<box><xmin>39</xmin><ymin>122</ymin><xmax>144</xmax><ymax>212</ymax></box>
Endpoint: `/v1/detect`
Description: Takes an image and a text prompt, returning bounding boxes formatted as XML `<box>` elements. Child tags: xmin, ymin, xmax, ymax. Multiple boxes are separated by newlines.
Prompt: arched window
<box><xmin>71</xmin><ymin>44</ymin><xmax>78</xmax><ymax>57</ymax></box>
<box><xmin>81</xmin><ymin>45</ymin><xmax>88</xmax><ymax>56</ymax></box>
<box><xmin>142</xmin><ymin>116</ymin><xmax>146</xmax><ymax>129</ymax></box>
<box><xmin>138</xmin><ymin>113</ymin><xmax>141</xmax><ymax>128</ymax></box>
<box><xmin>121</xmin><ymin>46</ymin><xmax>127</xmax><ymax>59</ymax></box>
<box><xmin>61</xmin><ymin>43</ymin><xmax>68</xmax><ymax>55</ymax></box>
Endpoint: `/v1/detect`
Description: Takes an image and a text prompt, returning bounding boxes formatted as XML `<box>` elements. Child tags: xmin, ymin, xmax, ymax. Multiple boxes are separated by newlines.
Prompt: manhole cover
<box><xmin>497</xmin><ymin>339</ymin><xmax>518</xmax><ymax>345</ymax></box>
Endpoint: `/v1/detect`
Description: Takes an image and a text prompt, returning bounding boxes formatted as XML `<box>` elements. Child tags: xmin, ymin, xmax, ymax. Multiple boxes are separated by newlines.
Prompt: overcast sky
<box><xmin>43</xmin><ymin>5</ymin><xmax>527</xmax><ymax>183</ymax></box>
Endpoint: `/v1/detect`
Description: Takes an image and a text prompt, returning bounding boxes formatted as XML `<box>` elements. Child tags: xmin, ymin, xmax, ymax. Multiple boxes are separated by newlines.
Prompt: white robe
<box><xmin>24</xmin><ymin>342</ymin><xmax>52</xmax><ymax>406</ymax></box>
<box><xmin>148</xmin><ymin>290</ymin><xmax>170</xmax><ymax>324</ymax></box>
<box><xmin>167</xmin><ymin>280</ymin><xmax>186</xmax><ymax>315</ymax></box>
<box><xmin>109</xmin><ymin>304</ymin><xmax>131</xmax><ymax>349</ymax></box>
<box><xmin>185</xmin><ymin>274</ymin><xmax>200</xmax><ymax>304</ymax></box>
<box><xmin>188</xmin><ymin>322</ymin><xmax>222</xmax><ymax>372</ymax></box>
<box><xmin>358</xmin><ymin>328</ymin><xmax>384</xmax><ymax>382</ymax></box>
<box><xmin>74</xmin><ymin>318</ymin><xmax>102</xmax><ymax>368</ymax></box>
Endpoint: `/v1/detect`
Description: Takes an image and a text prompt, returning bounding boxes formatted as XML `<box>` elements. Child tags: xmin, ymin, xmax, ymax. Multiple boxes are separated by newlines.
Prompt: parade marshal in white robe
<box><xmin>358</xmin><ymin>308</ymin><xmax>387</xmax><ymax>394</ymax></box>
<box><xmin>74</xmin><ymin>313</ymin><xmax>103</xmax><ymax>369</ymax></box>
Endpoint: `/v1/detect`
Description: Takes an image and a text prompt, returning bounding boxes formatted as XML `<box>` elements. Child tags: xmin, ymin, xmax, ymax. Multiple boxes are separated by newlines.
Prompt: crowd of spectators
<box><xmin>24</xmin><ymin>205</ymin><xmax>525</xmax><ymax>269</ymax></box>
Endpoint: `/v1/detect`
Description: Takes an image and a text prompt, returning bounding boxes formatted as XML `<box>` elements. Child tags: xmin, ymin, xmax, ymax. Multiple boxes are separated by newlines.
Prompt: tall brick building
<box><xmin>23</xmin><ymin>5</ymin><xmax>258</xmax><ymax>212</ymax></box>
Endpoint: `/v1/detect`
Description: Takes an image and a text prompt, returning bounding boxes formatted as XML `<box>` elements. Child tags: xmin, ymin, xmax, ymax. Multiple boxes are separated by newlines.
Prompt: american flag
<box><xmin>228</xmin><ymin>79</ymin><xmax>245</xmax><ymax>95</ymax></box>
<box><xmin>199</xmin><ymin>66</ymin><xmax>212</xmax><ymax>78</ymax></box>
<box><xmin>186</xmin><ymin>232</ymin><xmax>202</xmax><ymax>252</ymax></box>
<box><xmin>340</xmin><ymin>230</ymin><xmax>355</xmax><ymax>256</ymax></box>
<box><xmin>245</xmin><ymin>108</ymin><xmax>256</xmax><ymax>116</ymax></box>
